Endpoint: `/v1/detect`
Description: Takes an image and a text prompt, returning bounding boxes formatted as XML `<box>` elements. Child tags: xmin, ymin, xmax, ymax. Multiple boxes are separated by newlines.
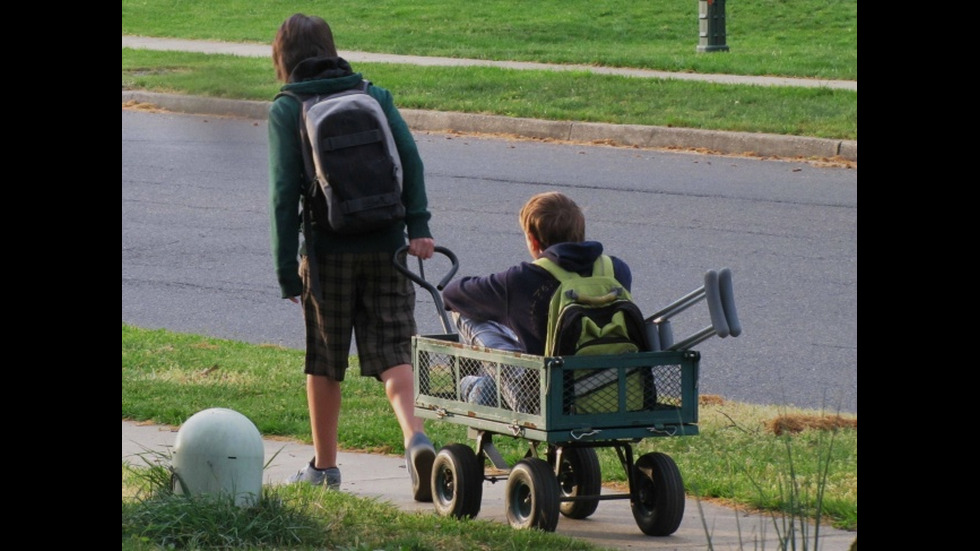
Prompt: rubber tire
<box><xmin>505</xmin><ymin>457</ymin><xmax>561</xmax><ymax>532</ymax></box>
<box><xmin>431</xmin><ymin>444</ymin><xmax>483</xmax><ymax>519</ymax></box>
<box><xmin>553</xmin><ymin>446</ymin><xmax>602</xmax><ymax>519</ymax></box>
<box><xmin>631</xmin><ymin>452</ymin><xmax>685</xmax><ymax>536</ymax></box>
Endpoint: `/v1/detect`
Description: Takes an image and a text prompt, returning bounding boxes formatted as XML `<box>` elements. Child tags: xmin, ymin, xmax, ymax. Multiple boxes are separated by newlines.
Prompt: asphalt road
<box><xmin>122</xmin><ymin>109</ymin><xmax>857</xmax><ymax>414</ymax></box>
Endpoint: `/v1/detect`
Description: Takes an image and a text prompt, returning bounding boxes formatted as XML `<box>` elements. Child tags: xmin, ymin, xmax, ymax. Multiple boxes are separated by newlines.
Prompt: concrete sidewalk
<box><xmin>123</xmin><ymin>419</ymin><xmax>857</xmax><ymax>551</ymax></box>
<box><xmin>122</xmin><ymin>36</ymin><xmax>857</xmax><ymax>163</ymax></box>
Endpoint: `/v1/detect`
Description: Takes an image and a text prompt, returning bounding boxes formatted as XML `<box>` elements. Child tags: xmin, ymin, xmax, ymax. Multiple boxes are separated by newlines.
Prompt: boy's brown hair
<box><xmin>519</xmin><ymin>192</ymin><xmax>585</xmax><ymax>249</ymax></box>
<box><xmin>272</xmin><ymin>14</ymin><xmax>338</xmax><ymax>82</ymax></box>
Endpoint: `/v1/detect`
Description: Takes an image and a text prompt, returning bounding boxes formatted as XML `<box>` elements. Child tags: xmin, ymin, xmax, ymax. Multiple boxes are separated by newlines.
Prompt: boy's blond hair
<box><xmin>519</xmin><ymin>192</ymin><xmax>585</xmax><ymax>249</ymax></box>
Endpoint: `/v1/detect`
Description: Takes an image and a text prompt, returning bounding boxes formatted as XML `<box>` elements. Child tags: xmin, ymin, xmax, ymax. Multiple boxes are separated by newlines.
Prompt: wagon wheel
<box><xmin>631</xmin><ymin>452</ymin><xmax>685</xmax><ymax>536</ymax></box>
<box><xmin>431</xmin><ymin>443</ymin><xmax>483</xmax><ymax>519</ymax></box>
<box><xmin>505</xmin><ymin>457</ymin><xmax>560</xmax><ymax>532</ymax></box>
<box><xmin>551</xmin><ymin>446</ymin><xmax>601</xmax><ymax>519</ymax></box>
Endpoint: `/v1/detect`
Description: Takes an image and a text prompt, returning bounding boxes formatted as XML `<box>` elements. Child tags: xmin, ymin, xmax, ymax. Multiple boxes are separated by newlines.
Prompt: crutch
<box><xmin>645</xmin><ymin>268</ymin><xmax>741</xmax><ymax>351</ymax></box>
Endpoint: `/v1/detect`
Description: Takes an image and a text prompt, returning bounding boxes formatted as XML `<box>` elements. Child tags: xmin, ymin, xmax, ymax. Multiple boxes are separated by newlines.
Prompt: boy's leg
<box><xmin>288</xmin><ymin>255</ymin><xmax>351</xmax><ymax>489</ymax></box>
<box><xmin>308</xmin><ymin>374</ymin><xmax>341</xmax><ymax>469</ymax></box>
<box><xmin>450</xmin><ymin>312</ymin><xmax>536</xmax><ymax>412</ymax></box>
<box><xmin>451</xmin><ymin>311</ymin><xmax>522</xmax><ymax>351</ymax></box>
<box><xmin>380</xmin><ymin>363</ymin><xmax>435</xmax><ymax>502</ymax></box>
<box><xmin>379</xmin><ymin>363</ymin><xmax>425</xmax><ymax>446</ymax></box>
<box><xmin>285</xmin><ymin>374</ymin><xmax>343</xmax><ymax>489</ymax></box>
<box><xmin>460</xmin><ymin>374</ymin><xmax>498</xmax><ymax>406</ymax></box>
<box><xmin>452</xmin><ymin>312</ymin><xmax>515</xmax><ymax>406</ymax></box>
<box><xmin>355</xmin><ymin>252</ymin><xmax>434</xmax><ymax>502</ymax></box>
<box><xmin>351</xmin><ymin>251</ymin><xmax>423</xmax><ymax>443</ymax></box>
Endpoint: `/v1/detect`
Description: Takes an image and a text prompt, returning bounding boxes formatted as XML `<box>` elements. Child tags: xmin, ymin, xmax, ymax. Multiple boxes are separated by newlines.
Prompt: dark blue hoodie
<box><xmin>441</xmin><ymin>241</ymin><xmax>632</xmax><ymax>355</ymax></box>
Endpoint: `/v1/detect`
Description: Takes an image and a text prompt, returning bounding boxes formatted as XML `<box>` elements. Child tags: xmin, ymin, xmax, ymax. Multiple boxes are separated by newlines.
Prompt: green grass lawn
<box><xmin>121</xmin><ymin>0</ymin><xmax>857</xmax><ymax>80</ymax></box>
<box><xmin>121</xmin><ymin>0</ymin><xmax>858</xmax><ymax>140</ymax></box>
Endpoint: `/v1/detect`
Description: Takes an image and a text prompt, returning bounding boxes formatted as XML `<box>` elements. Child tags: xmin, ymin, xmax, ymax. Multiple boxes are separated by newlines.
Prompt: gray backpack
<box><xmin>277</xmin><ymin>80</ymin><xmax>405</xmax><ymax>234</ymax></box>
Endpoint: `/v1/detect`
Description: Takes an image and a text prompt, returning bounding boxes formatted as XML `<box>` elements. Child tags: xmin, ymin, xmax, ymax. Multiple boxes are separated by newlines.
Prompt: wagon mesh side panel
<box><xmin>415</xmin><ymin>336</ymin><xmax>699</xmax><ymax>437</ymax></box>
<box><xmin>559</xmin><ymin>363</ymin><xmax>683</xmax><ymax>415</ymax></box>
<box><xmin>497</xmin><ymin>363</ymin><xmax>541</xmax><ymax>414</ymax></box>
<box><xmin>415</xmin><ymin>349</ymin><xmax>469</xmax><ymax>401</ymax></box>
<box><xmin>652</xmin><ymin>363</ymin><xmax>683</xmax><ymax>408</ymax></box>
<box><xmin>416</xmin><ymin>346</ymin><xmax>542</xmax><ymax>415</ymax></box>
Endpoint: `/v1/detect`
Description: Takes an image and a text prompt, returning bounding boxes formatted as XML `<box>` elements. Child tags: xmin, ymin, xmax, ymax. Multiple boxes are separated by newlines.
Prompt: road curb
<box><xmin>122</xmin><ymin>90</ymin><xmax>856</xmax><ymax>162</ymax></box>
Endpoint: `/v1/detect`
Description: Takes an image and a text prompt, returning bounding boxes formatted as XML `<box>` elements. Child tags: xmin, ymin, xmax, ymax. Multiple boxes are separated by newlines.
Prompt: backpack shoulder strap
<box><xmin>533</xmin><ymin>257</ymin><xmax>574</xmax><ymax>281</ymax></box>
<box><xmin>593</xmin><ymin>255</ymin><xmax>613</xmax><ymax>278</ymax></box>
<box><xmin>274</xmin><ymin>90</ymin><xmax>300</xmax><ymax>102</ymax></box>
<box><xmin>271</xmin><ymin>89</ymin><xmax>316</xmax><ymax>192</ymax></box>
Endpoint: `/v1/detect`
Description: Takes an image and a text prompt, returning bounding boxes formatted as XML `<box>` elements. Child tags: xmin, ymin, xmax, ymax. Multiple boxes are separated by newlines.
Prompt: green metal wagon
<box><xmin>396</xmin><ymin>246</ymin><xmax>740</xmax><ymax>535</ymax></box>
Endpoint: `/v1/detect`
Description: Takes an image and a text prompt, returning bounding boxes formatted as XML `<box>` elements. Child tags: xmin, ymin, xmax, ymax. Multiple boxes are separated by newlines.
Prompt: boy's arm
<box><xmin>268</xmin><ymin>97</ymin><xmax>304</xmax><ymax>299</ymax></box>
<box><xmin>442</xmin><ymin>272</ymin><xmax>511</xmax><ymax>323</ymax></box>
<box><xmin>371</xmin><ymin>85</ymin><xmax>432</xmax><ymax>242</ymax></box>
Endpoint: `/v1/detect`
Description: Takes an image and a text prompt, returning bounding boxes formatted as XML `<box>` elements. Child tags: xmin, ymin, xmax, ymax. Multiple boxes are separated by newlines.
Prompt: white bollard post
<box><xmin>171</xmin><ymin>408</ymin><xmax>264</xmax><ymax>507</ymax></box>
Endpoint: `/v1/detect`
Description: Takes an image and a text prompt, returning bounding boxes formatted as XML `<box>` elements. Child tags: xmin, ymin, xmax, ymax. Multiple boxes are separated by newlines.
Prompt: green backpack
<box><xmin>534</xmin><ymin>255</ymin><xmax>655</xmax><ymax>413</ymax></box>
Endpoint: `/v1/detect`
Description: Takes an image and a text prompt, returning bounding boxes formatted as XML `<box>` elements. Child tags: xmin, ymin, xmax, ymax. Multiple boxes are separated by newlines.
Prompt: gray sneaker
<box><xmin>285</xmin><ymin>459</ymin><xmax>341</xmax><ymax>490</ymax></box>
<box><xmin>406</xmin><ymin>432</ymin><xmax>435</xmax><ymax>502</ymax></box>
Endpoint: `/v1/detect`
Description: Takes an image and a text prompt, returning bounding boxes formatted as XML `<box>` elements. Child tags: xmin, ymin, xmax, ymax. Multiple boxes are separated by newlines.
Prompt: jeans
<box><xmin>451</xmin><ymin>312</ymin><xmax>537</xmax><ymax>413</ymax></box>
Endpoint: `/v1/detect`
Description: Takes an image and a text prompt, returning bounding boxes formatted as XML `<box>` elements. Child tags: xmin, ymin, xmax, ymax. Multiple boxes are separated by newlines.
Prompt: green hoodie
<box><xmin>268</xmin><ymin>69</ymin><xmax>432</xmax><ymax>299</ymax></box>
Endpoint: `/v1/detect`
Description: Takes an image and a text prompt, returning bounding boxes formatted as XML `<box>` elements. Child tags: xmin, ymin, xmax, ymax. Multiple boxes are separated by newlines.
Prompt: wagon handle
<box><xmin>393</xmin><ymin>245</ymin><xmax>459</xmax><ymax>334</ymax></box>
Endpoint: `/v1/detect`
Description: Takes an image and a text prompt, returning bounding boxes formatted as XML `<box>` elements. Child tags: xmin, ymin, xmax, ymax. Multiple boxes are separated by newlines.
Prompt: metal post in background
<box><xmin>697</xmin><ymin>0</ymin><xmax>729</xmax><ymax>52</ymax></box>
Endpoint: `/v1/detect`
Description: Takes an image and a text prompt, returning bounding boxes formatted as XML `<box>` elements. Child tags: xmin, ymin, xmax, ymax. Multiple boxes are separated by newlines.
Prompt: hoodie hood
<box><xmin>281</xmin><ymin>56</ymin><xmax>363</xmax><ymax>96</ymax></box>
<box><xmin>540</xmin><ymin>241</ymin><xmax>604</xmax><ymax>275</ymax></box>
<box><xmin>289</xmin><ymin>55</ymin><xmax>355</xmax><ymax>82</ymax></box>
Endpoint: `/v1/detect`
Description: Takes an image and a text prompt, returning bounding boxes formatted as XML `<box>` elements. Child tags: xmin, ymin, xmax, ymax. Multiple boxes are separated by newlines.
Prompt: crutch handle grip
<box><xmin>719</xmin><ymin>268</ymin><xmax>741</xmax><ymax>337</ymax></box>
<box><xmin>704</xmin><ymin>269</ymin><xmax>731</xmax><ymax>338</ymax></box>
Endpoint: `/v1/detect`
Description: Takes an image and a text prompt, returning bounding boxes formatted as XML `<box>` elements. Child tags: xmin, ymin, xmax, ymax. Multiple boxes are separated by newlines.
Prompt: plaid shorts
<box><xmin>300</xmin><ymin>251</ymin><xmax>416</xmax><ymax>381</ymax></box>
